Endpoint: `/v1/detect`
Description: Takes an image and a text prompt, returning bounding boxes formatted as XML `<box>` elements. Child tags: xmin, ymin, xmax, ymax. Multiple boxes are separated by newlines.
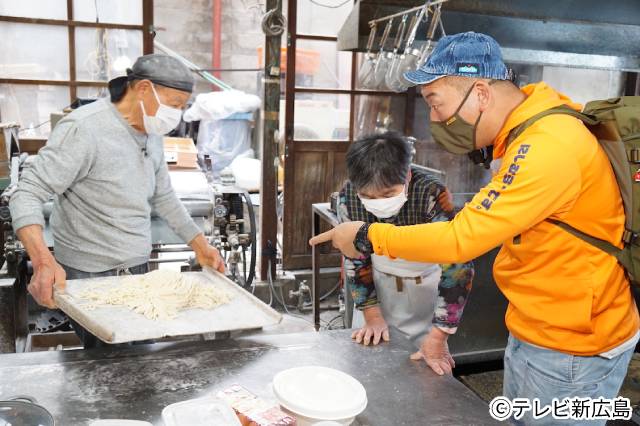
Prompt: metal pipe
<box><xmin>154</xmin><ymin>40</ymin><xmax>233</xmax><ymax>91</ymax></box>
<box><xmin>151</xmin><ymin>247</ymin><xmax>193</xmax><ymax>253</ymax></box>
<box><xmin>198</xmin><ymin>68</ymin><xmax>262</xmax><ymax>72</ymax></box>
<box><xmin>368</xmin><ymin>0</ymin><xmax>449</xmax><ymax>27</ymax></box>
<box><xmin>148</xmin><ymin>258</ymin><xmax>191</xmax><ymax>264</ymax></box>
<box><xmin>212</xmin><ymin>0</ymin><xmax>222</xmax><ymax>81</ymax></box>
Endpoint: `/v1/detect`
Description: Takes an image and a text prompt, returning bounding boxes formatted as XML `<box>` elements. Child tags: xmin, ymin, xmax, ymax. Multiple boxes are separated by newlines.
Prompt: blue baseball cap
<box><xmin>404</xmin><ymin>32</ymin><xmax>510</xmax><ymax>86</ymax></box>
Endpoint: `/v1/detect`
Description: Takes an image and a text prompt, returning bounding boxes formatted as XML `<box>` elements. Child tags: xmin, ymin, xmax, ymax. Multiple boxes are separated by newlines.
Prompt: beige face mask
<box><xmin>429</xmin><ymin>80</ymin><xmax>496</xmax><ymax>155</ymax></box>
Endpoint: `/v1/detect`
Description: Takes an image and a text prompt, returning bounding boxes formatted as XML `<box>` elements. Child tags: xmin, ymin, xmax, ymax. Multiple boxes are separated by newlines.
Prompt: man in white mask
<box><xmin>10</xmin><ymin>54</ymin><xmax>224</xmax><ymax>348</ymax></box>
<box><xmin>336</xmin><ymin>132</ymin><xmax>474</xmax><ymax>375</ymax></box>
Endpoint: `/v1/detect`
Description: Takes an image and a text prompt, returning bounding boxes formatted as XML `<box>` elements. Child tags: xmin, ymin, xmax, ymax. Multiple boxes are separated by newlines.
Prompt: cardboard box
<box><xmin>163</xmin><ymin>137</ymin><xmax>198</xmax><ymax>169</ymax></box>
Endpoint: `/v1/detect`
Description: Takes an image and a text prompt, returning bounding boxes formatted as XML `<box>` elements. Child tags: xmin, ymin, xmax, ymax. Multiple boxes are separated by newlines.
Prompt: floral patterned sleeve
<box><xmin>430</xmin><ymin>191</ymin><xmax>474</xmax><ymax>333</ymax></box>
<box><xmin>433</xmin><ymin>261</ymin><xmax>474</xmax><ymax>333</ymax></box>
<box><xmin>336</xmin><ymin>191</ymin><xmax>378</xmax><ymax>310</ymax></box>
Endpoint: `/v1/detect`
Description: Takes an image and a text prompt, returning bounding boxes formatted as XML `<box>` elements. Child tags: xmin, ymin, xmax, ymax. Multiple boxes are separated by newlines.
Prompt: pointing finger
<box><xmin>309</xmin><ymin>229</ymin><xmax>334</xmax><ymax>246</ymax></box>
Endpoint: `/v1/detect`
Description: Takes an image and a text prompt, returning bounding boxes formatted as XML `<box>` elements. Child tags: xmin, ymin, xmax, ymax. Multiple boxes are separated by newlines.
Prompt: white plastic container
<box><xmin>161</xmin><ymin>396</ymin><xmax>241</xmax><ymax>426</ymax></box>
<box><xmin>272</xmin><ymin>366</ymin><xmax>368</xmax><ymax>426</ymax></box>
<box><xmin>90</xmin><ymin>421</ymin><xmax>152</xmax><ymax>426</ymax></box>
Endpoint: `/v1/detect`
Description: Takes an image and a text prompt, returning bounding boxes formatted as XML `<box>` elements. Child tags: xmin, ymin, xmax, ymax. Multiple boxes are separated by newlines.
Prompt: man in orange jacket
<box><xmin>311</xmin><ymin>32</ymin><xmax>639</xmax><ymax>425</ymax></box>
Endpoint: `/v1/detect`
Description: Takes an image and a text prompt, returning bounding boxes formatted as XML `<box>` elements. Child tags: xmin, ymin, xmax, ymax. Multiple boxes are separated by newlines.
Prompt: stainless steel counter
<box><xmin>0</xmin><ymin>329</ymin><xmax>499</xmax><ymax>425</ymax></box>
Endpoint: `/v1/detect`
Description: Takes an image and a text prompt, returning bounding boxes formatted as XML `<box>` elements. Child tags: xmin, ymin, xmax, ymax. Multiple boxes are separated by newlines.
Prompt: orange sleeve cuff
<box><xmin>368</xmin><ymin>222</ymin><xmax>395</xmax><ymax>258</ymax></box>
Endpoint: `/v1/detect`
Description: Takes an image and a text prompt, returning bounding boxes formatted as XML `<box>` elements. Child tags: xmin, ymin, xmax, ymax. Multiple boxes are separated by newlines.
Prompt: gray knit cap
<box><xmin>108</xmin><ymin>54</ymin><xmax>194</xmax><ymax>102</ymax></box>
<box><xmin>125</xmin><ymin>54</ymin><xmax>194</xmax><ymax>92</ymax></box>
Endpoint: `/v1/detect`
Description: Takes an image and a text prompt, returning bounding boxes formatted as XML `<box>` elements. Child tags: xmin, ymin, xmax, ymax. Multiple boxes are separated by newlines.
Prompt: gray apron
<box><xmin>353</xmin><ymin>254</ymin><xmax>441</xmax><ymax>348</ymax></box>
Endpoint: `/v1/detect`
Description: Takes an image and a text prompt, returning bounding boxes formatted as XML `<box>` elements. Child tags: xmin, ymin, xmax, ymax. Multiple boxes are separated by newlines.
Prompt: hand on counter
<box><xmin>352</xmin><ymin>306</ymin><xmax>390</xmax><ymax>346</ymax></box>
<box><xmin>190</xmin><ymin>233</ymin><xmax>225</xmax><ymax>273</ymax></box>
<box><xmin>29</xmin><ymin>256</ymin><xmax>66</xmax><ymax>309</ymax></box>
<box><xmin>309</xmin><ymin>221</ymin><xmax>364</xmax><ymax>259</ymax></box>
<box><xmin>411</xmin><ymin>327</ymin><xmax>455</xmax><ymax>376</ymax></box>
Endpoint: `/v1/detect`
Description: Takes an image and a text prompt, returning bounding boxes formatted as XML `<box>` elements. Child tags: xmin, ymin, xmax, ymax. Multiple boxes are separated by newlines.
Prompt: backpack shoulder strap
<box><xmin>505</xmin><ymin>106</ymin><xmax>622</xmax><ymax>257</ymax></box>
<box><xmin>546</xmin><ymin>219</ymin><xmax>622</xmax><ymax>256</ymax></box>
<box><xmin>505</xmin><ymin>105</ymin><xmax>599</xmax><ymax>148</ymax></box>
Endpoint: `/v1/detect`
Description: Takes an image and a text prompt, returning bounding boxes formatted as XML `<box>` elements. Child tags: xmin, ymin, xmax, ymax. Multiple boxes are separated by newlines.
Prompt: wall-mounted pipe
<box><xmin>154</xmin><ymin>40</ymin><xmax>233</xmax><ymax>91</ymax></box>
<box><xmin>212</xmin><ymin>0</ymin><xmax>222</xmax><ymax>84</ymax></box>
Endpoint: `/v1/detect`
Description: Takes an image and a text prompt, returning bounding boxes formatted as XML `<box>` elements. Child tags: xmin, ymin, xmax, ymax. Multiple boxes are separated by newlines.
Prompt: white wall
<box><xmin>542</xmin><ymin>67</ymin><xmax>626</xmax><ymax>105</ymax></box>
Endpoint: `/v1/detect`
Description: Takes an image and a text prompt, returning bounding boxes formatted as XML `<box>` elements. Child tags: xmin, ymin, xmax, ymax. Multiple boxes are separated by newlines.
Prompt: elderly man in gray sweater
<box><xmin>9</xmin><ymin>54</ymin><xmax>224</xmax><ymax>346</ymax></box>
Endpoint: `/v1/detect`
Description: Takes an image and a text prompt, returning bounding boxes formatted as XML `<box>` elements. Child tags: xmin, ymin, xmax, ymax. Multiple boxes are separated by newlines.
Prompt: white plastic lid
<box><xmin>272</xmin><ymin>366</ymin><xmax>367</xmax><ymax>421</ymax></box>
<box><xmin>161</xmin><ymin>396</ymin><xmax>241</xmax><ymax>426</ymax></box>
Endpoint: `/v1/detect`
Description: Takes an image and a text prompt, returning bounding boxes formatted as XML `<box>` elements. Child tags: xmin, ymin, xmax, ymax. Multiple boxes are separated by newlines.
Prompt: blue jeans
<box><xmin>503</xmin><ymin>334</ymin><xmax>634</xmax><ymax>425</ymax></box>
<box><xmin>62</xmin><ymin>262</ymin><xmax>149</xmax><ymax>349</ymax></box>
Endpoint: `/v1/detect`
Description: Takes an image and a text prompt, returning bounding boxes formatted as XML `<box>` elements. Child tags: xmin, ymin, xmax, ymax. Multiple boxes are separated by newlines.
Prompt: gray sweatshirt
<box><xmin>9</xmin><ymin>99</ymin><xmax>201</xmax><ymax>272</ymax></box>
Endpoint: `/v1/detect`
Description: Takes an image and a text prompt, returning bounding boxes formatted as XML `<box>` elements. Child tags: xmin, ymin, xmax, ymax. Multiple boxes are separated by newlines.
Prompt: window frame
<box><xmin>285</xmin><ymin>3</ymin><xmax>415</xmax><ymax>148</ymax></box>
<box><xmin>0</xmin><ymin>0</ymin><xmax>154</xmax><ymax>103</ymax></box>
<box><xmin>281</xmin><ymin>0</ymin><xmax>416</xmax><ymax>270</ymax></box>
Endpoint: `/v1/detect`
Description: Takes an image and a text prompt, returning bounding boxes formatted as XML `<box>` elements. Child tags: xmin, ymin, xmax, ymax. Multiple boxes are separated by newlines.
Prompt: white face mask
<box><xmin>359</xmin><ymin>186</ymin><xmax>408</xmax><ymax>218</ymax></box>
<box><xmin>140</xmin><ymin>83</ymin><xmax>183</xmax><ymax>135</ymax></box>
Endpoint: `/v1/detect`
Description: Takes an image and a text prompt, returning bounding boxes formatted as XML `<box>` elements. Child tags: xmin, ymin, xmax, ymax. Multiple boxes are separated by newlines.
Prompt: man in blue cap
<box><xmin>311</xmin><ymin>32</ymin><xmax>638</xmax><ymax>425</ymax></box>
